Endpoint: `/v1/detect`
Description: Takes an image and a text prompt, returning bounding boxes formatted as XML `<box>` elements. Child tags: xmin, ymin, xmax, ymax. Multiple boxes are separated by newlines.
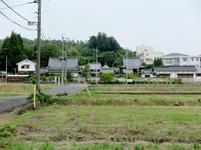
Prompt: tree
<box><xmin>0</xmin><ymin>32</ymin><xmax>25</xmax><ymax>72</ymax></box>
<box><xmin>81</xmin><ymin>65</ymin><xmax>90</xmax><ymax>80</ymax></box>
<box><xmin>88</xmin><ymin>36</ymin><xmax>97</xmax><ymax>49</ymax></box>
<box><xmin>99</xmin><ymin>51</ymin><xmax>117</xmax><ymax>67</ymax></box>
<box><xmin>88</xmin><ymin>32</ymin><xmax>121</xmax><ymax>52</ymax></box>
<box><xmin>41</xmin><ymin>43</ymin><xmax>60</xmax><ymax>67</ymax></box>
<box><xmin>153</xmin><ymin>58</ymin><xmax>163</xmax><ymax>67</ymax></box>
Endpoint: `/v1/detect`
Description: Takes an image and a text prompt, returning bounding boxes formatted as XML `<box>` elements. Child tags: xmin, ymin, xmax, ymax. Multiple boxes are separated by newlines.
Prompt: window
<box><xmin>21</xmin><ymin>65</ymin><xmax>30</xmax><ymax>69</ymax></box>
<box><xmin>183</xmin><ymin>58</ymin><xmax>187</xmax><ymax>61</ymax></box>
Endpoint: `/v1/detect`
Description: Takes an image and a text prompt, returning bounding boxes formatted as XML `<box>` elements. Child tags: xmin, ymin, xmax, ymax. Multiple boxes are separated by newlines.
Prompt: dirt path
<box><xmin>0</xmin><ymin>84</ymin><xmax>85</xmax><ymax>114</ymax></box>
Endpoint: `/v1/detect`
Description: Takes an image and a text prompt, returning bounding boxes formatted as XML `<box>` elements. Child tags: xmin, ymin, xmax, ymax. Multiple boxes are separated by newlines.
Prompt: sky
<box><xmin>0</xmin><ymin>0</ymin><xmax>201</xmax><ymax>55</ymax></box>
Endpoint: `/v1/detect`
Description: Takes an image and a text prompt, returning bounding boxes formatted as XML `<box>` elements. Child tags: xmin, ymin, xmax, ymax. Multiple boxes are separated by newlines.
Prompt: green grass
<box><xmin>0</xmin><ymin>83</ymin><xmax>55</xmax><ymax>97</ymax></box>
<box><xmin>0</xmin><ymin>105</ymin><xmax>201</xmax><ymax>142</ymax></box>
<box><xmin>0</xmin><ymin>84</ymin><xmax>201</xmax><ymax>149</ymax></box>
<box><xmin>59</xmin><ymin>84</ymin><xmax>201</xmax><ymax>106</ymax></box>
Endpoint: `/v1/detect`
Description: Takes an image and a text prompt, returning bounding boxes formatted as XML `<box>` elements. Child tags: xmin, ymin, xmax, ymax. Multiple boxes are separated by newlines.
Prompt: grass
<box><xmin>0</xmin><ymin>83</ymin><xmax>55</xmax><ymax>97</ymax></box>
<box><xmin>0</xmin><ymin>84</ymin><xmax>201</xmax><ymax>149</ymax></box>
<box><xmin>59</xmin><ymin>84</ymin><xmax>201</xmax><ymax>106</ymax></box>
<box><xmin>0</xmin><ymin>105</ymin><xmax>201</xmax><ymax>148</ymax></box>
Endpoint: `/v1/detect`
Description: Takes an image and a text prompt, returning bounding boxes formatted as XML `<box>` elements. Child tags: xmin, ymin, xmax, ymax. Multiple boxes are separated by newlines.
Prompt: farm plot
<box><xmin>0</xmin><ymin>84</ymin><xmax>201</xmax><ymax>149</ymax></box>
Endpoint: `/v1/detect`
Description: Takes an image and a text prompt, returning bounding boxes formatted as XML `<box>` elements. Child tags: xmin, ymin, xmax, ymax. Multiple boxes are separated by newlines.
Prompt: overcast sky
<box><xmin>0</xmin><ymin>0</ymin><xmax>201</xmax><ymax>55</ymax></box>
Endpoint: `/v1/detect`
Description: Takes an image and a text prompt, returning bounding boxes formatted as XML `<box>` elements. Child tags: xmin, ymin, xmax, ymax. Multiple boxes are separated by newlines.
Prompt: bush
<box><xmin>41</xmin><ymin>75</ymin><xmax>46</xmax><ymax>81</ymax></box>
<box><xmin>172</xmin><ymin>78</ymin><xmax>182</xmax><ymax>84</ymax></box>
<box><xmin>27</xmin><ymin>74</ymin><xmax>36</xmax><ymax>84</ymax></box>
<box><xmin>67</xmin><ymin>72</ymin><xmax>73</xmax><ymax>82</ymax></box>
<box><xmin>100</xmin><ymin>73</ymin><xmax>114</xmax><ymax>84</ymax></box>
<box><xmin>127</xmin><ymin>73</ymin><xmax>136</xmax><ymax>79</ymax></box>
<box><xmin>29</xmin><ymin>92</ymin><xmax>55</xmax><ymax>105</ymax></box>
<box><xmin>0</xmin><ymin>125</ymin><xmax>15</xmax><ymax>137</ymax></box>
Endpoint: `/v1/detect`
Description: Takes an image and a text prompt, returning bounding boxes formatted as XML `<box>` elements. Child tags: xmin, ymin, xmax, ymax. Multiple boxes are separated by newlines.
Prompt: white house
<box><xmin>162</xmin><ymin>53</ymin><xmax>201</xmax><ymax>67</ymax></box>
<box><xmin>136</xmin><ymin>45</ymin><xmax>164</xmax><ymax>64</ymax></box>
<box><xmin>16</xmin><ymin>59</ymin><xmax>36</xmax><ymax>72</ymax></box>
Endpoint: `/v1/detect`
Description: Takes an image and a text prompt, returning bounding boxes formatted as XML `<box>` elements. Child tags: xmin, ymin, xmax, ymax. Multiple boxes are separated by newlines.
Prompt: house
<box><xmin>154</xmin><ymin>66</ymin><xmax>197</xmax><ymax>79</ymax></box>
<box><xmin>141</xmin><ymin>69</ymin><xmax>156</xmax><ymax>78</ymax></box>
<box><xmin>136</xmin><ymin>45</ymin><xmax>164</xmax><ymax>64</ymax></box>
<box><xmin>48</xmin><ymin>57</ymin><xmax>79</xmax><ymax>73</ymax></box>
<box><xmin>89</xmin><ymin>63</ymin><xmax>101</xmax><ymax>74</ymax></box>
<box><xmin>162</xmin><ymin>53</ymin><xmax>201</xmax><ymax>67</ymax></box>
<box><xmin>100</xmin><ymin>65</ymin><xmax>115</xmax><ymax>73</ymax></box>
<box><xmin>121</xmin><ymin>57</ymin><xmax>142</xmax><ymax>73</ymax></box>
<box><xmin>16</xmin><ymin>59</ymin><xmax>36</xmax><ymax>72</ymax></box>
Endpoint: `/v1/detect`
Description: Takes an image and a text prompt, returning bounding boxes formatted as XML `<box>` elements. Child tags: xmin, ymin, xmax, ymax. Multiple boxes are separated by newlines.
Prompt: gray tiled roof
<box><xmin>154</xmin><ymin>66</ymin><xmax>197</xmax><ymax>72</ymax></box>
<box><xmin>48</xmin><ymin>57</ymin><xmax>78</xmax><ymax>71</ymax></box>
<box><xmin>123</xmin><ymin>57</ymin><xmax>142</xmax><ymax>69</ymax></box>
<box><xmin>164</xmin><ymin>53</ymin><xmax>189</xmax><ymax>57</ymax></box>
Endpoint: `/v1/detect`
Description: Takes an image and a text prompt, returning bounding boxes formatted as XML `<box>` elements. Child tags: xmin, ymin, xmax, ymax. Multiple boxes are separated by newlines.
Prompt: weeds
<box><xmin>0</xmin><ymin>125</ymin><xmax>15</xmax><ymax>137</ymax></box>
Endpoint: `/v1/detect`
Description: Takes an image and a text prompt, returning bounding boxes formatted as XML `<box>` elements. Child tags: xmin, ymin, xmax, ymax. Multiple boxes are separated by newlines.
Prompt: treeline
<box><xmin>0</xmin><ymin>32</ymin><xmax>136</xmax><ymax>73</ymax></box>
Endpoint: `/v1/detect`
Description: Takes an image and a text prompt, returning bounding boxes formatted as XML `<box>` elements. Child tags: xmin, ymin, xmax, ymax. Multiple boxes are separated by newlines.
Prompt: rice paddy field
<box><xmin>0</xmin><ymin>84</ymin><xmax>201</xmax><ymax>149</ymax></box>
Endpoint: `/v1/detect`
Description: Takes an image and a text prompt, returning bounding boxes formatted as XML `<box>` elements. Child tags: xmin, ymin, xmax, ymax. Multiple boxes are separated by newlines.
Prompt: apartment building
<box><xmin>162</xmin><ymin>53</ymin><xmax>201</xmax><ymax>67</ymax></box>
<box><xmin>136</xmin><ymin>45</ymin><xmax>164</xmax><ymax>64</ymax></box>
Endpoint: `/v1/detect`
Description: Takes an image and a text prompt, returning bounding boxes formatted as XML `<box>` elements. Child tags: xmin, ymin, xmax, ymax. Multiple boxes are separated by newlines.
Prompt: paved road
<box><xmin>44</xmin><ymin>84</ymin><xmax>85</xmax><ymax>95</ymax></box>
<box><xmin>0</xmin><ymin>84</ymin><xmax>85</xmax><ymax>114</ymax></box>
<box><xmin>0</xmin><ymin>96</ymin><xmax>28</xmax><ymax>114</ymax></box>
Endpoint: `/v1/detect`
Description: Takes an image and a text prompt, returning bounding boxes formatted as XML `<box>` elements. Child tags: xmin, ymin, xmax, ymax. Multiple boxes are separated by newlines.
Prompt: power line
<box><xmin>0</xmin><ymin>1</ymin><xmax>36</xmax><ymax>11</ymax></box>
<box><xmin>0</xmin><ymin>10</ymin><xmax>36</xmax><ymax>31</ymax></box>
<box><xmin>0</xmin><ymin>0</ymin><xmax>33</xmax><ymax>22</ymax></box>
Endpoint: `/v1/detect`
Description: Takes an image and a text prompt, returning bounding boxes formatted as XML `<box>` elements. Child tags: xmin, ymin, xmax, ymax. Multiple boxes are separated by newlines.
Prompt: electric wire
<box><xmin>0</xmin><ymin>10</ymin><xmax>36</xmax><ymax>31</ymax></box>
<box><xmin>0</xmin><ymin>0</ymin><xmax>34</xmax><ymax>22</ymax></box>
<box><xmin>0</xmin><ymin>1</ymin><xmax>36</xmax><ymax>11</ymax></box>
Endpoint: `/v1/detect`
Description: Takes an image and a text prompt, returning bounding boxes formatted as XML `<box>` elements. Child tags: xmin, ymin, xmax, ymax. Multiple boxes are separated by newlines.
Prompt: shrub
<box><xmin>67</xmin><ymin>72</ymin><xmax>73</xmax><ymax>82</ymax></box>
<box><xmin>29</xmin><ymin>92</ymin><xmax>55</xmax><ymax>105</ymax></box>
<box><xmin>41</xmin><ymin>75</ymin><xmax>46</xmax><ymax>81</ymax></box>
<box><xmin>27</xmin><ymin>74</ymin><xmax>36</xmax><ymax>84</ymax></box>
<box><xmin>0</xmin><ymin>125</ymin><xmax>15</xmax><ymax>138</ymax></box>
<box><xmin>100</xmin><ymin>73</ymin><xmax>114</xmax><ymax>84</ymax></box>
<box><xmin>127</xmin><ymin>73</ymin><xmax>136</xmax><ymax>79</ymax></box>
<box><xmin>172</xmin><ymin>78</ymin><xmax>182</xmax><ymax>84</ymax></box>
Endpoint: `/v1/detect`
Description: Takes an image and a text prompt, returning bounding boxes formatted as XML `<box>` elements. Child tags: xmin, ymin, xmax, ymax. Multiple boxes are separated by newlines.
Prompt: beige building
<box><xmin>136</xmin><ymin>45</ymin><xmax>164</xmax><ymax>64</ymax></box>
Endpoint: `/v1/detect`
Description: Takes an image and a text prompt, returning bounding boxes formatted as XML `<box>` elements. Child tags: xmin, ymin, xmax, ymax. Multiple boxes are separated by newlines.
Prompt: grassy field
<box><xmin>60</xmin><ymin>84</ymin><xmax>201</xmax><ymax>106</ymax></box>
<box><xmin>0</xmin><ymin>84</ymin><xmax>201</xmax><ymax>149</ymax></box>
<box><xmin>0</xmin><ymin>83</ymin><xmax>55</xmax><ymax>97</ymax></box>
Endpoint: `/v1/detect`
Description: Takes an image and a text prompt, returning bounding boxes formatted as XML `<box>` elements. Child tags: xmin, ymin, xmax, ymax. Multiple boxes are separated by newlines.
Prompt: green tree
<box><xmin>81</xmin><ymin>65</ymin><xmax>90</xmax><ymax>80</ymax></box>
<box><xmin>99</xmin><ymin>51</ymin><xmax>117</xmax><ymax>67</ymax></box>
<box><xmin>41</xmin><ymin>43</ymin><xmax>60</xmax><ymax>67</ymax></box>
<box><xmin>88</xmin><ymin>32</ymin><xmax>121</xmax><ymax>52</ymax></box>
<box><xmin>0</xmin><ymin>32</ymin><xmax>25</xmax><ymax>72</ymax></box>
<box><xmin>153</xmin><ymin>58</ymin><xmax>163</xmax><ymax>67</ymax></box>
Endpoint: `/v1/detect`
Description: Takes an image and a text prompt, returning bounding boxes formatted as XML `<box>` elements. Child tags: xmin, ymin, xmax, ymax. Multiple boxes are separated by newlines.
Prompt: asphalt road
<box><xmin>0</xmin><ymin>96</ymin><xmax>28</xmax><ymax>114</ymax></box>
<box><xmin>44</xmin><ymin>84</ymin><xmax>85</xmax><ymax>95</ymax></box>
<box><xmin>0</xmin><ymin>84</ymin><xmax>85</xmax><ymax>114</ymax></box>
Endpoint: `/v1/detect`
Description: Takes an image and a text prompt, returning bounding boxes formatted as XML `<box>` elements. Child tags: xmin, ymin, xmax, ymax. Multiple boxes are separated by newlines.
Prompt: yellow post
<box><xmin>33</xmin><ymin>84</ymin><xmax>36</xmax><ymax>109</ymax></box>
<box><xmin>84</xmin><ymin>81</ymin><xmax>93</xmax><ymax>99</ymax></box>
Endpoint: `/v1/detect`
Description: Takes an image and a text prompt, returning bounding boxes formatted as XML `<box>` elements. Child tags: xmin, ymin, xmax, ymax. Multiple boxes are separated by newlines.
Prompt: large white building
<box><xmin>136</xmin><ymin>45</ymin><xmax>164</xmax><ymax>64</ymax></box>
<box><xmin>162</xmin><ymin>53</ymin><xmax>201</xmax><ymax>67</ymax></box>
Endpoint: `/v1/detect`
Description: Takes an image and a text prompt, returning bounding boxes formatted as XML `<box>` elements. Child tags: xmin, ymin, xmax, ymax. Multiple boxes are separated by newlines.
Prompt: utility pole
<box><xmin>96</xmin><ymin>47</ymin><xmax>98</xmax><ymax>85</ymax></box>
<box><xmin>5</xmin><ymin>56</ymin><xmax>7</xmax><ymax>83</ymax></box>
<box><xmin>36</xmin><ymin>0</ymin><xmax>41</xmax><ymax>93</ymax></box>
<box><xmin>126</xmin><ymin>49</ymin><xmax>128</xmax><ymax>85</ymax></box>
<box><xmin>61</xmin><ymin>36</ymin><xmax>64</xmax><ymax>85</ymax></box>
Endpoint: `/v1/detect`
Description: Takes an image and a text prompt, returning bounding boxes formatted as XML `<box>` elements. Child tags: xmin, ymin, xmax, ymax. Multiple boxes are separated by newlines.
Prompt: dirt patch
<box><xmin>16</xmin><ymin>124</ymin><xmax>40</xmax><ymax>135</ymax></box>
